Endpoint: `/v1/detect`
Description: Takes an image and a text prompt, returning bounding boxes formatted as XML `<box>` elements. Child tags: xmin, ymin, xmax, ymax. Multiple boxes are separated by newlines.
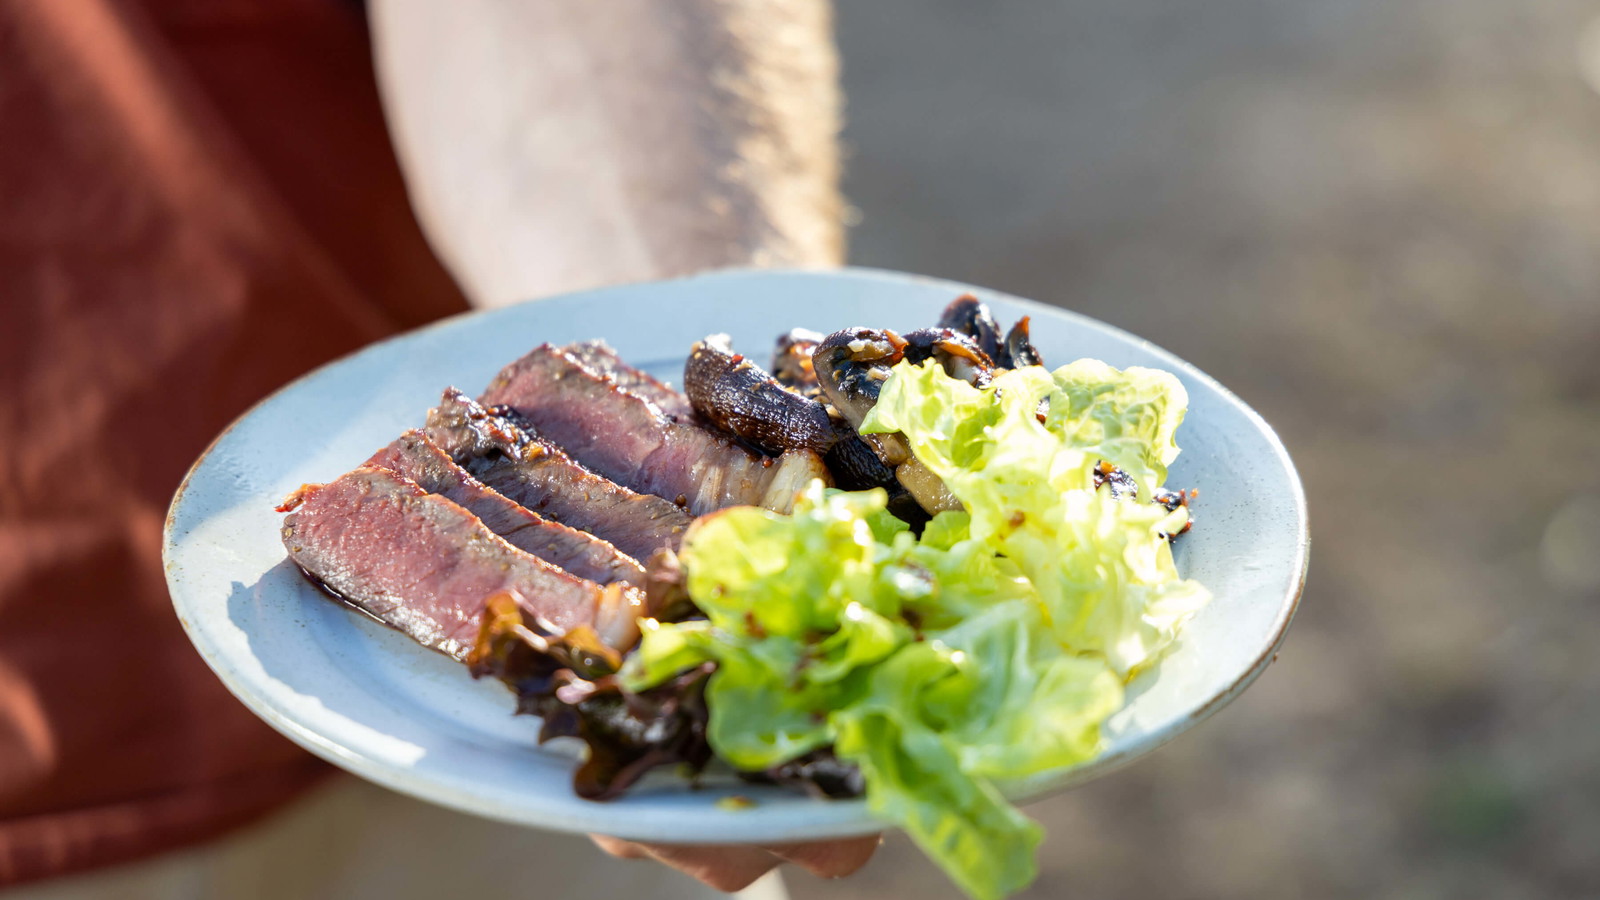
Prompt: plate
<box><xmin>164</xmin><ymin>267</ymin><xmax>1308</xmax><ymax>843</ymax></box>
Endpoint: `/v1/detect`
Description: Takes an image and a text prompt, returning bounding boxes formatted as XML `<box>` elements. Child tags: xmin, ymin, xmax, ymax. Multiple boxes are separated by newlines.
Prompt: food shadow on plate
<box><xmin>225</xmin><ymin>563</ymin><xmax>761</xmax><ymax>798</ymax></box>
<box><xmin>227</xmin><ymin>563</ymin><xmax>550</xmax><ymax>759</ymax></box>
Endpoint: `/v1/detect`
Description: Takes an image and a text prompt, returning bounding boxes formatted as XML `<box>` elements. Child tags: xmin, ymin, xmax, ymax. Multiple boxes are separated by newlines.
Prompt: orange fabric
<box><xmin>0</xmin><ymin>0</ymin><xmax>468</xmax><ymax>885</ymax></box>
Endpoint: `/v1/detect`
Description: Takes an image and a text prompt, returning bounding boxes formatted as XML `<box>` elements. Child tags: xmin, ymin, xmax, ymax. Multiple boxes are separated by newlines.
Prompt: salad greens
<box><xmin>623</xmin><ymin>359</ymin><xmax>1209</xmax><ymax>900</ymax></box>
<box><xmin>867</xmin><ymin>359</ymin><xmax>1209</xmax><ymax>678</ymax></box>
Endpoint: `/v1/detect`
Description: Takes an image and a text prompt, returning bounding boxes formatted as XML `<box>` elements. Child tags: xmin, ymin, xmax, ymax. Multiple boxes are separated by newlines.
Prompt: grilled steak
<box><xmin>422</xmin><ymin>385</ymin><xmax>536</xmax><ymax>460</ymax></box>
<box><xmin>562</xmin><ymin>340</ymin><xmax>696</xmax><ymax>421</ymax></box>
<box><xmin>481</xmin><ymin>345</ymin><xmax>823</xmax><ymax>514</ymax></box>
<box><xmin>367</xmin><ymin>430</ymin><xmax>645</xmax><ymax>587</ymax></box>
<box><xmin>425</xmin><ymin>389</ymin><xmax>693</xmax><ymax>560</ymax></box>
<box><xmin>280</xmin><ymin>466</ymin><xmax>618</xmax><ymax>659</ymax></box>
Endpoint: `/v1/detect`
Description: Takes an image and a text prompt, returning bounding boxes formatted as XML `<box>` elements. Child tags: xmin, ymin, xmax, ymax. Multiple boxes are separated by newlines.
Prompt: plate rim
<box><xmin>163</xmin><ymin>264</ymin><xmax>1309</xmax><ymax>840</ymax></box>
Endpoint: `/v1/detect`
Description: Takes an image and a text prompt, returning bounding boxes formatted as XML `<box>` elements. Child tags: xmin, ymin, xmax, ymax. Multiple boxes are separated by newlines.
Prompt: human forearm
<box><xmin>370</xmin><ymin>0</ymin><xmax>843</xmax><ymax>308</ymax></box>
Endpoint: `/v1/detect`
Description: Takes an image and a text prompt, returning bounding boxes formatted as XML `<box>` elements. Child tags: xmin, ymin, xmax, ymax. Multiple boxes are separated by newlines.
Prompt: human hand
<box><xmin>590</xmin><ymin>834</ymin><xmax>881</xmax><ymax>893</ymax></box>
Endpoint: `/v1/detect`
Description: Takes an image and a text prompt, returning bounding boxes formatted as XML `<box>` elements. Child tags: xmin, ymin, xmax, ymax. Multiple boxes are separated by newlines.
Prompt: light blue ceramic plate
<box><xmin>164</xmin><ymin>267</ymin><xmax>1308</xmax><ymax>843</ymax></box>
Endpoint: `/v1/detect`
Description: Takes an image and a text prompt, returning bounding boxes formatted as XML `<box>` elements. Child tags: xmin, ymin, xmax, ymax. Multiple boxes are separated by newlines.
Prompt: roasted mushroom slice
<box><xmin>813</xmin><ymin>327</ymin><xmax>911</xmax><ymax>467</ymax></box>
<box><xmin>937</xmin><ymin>293</ymin><xmax>1005</xmax><ymax>363</ymax></box>
<box><xmin>823</xmin><ymin>433</ymin><xmax>899</xmax><ymax>491</ymax></box>
<box><xmin>1004</xmin><ymin>316</ymin><xmax>1044</xmax><ymax>369</ymax></box>
<box><xmin>1153</xmin><ymin>487</ymin><xmax>1196</xmax><ymax>542</ymax></box>
<box><xmin>684</xmin><ymin>334</ymin><xmax>837</xmax><ymax>455</ymax></box>
<box><xmin>1093</xmin><ymin>460</ymin><xmax>1196</xmax><ymax>542</ymax></box>
<box><xmin>813</xmin><ymin>327</ymin><xmax>963</xmax><ymax>518</ymax></box>
<box><xmin>758</xmin><ymin>450</ymin><xmax>833</xmax><ymax>515</ymax></box>
<box><xmin>902</xmin><ymin>327</ymin><xmax>996</xmax><ymax>387</ymax></box>
<box><xmin>1091</xmin><ymin>460</ymin><xmax>1139</xmax><ymax>500</ymax></box>
<box><xmin>822</xmin><ymin>428</ymin><xmax>930</xmax><ymax>528</ymax></box>
<box><xmin>771</xmin><ymin>328</ymin><xmax>825</xmax><ymax>398</ymax></box>
<box><xmin>895</xmin><ymin>458</ymin><xmax>962</xmax><ymax>514</ymax></box>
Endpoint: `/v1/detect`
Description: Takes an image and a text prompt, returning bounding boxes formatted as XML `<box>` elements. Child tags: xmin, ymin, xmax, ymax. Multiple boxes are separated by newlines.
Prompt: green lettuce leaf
<box><xmin>626</xmin><ymin>486</ymin><xmax>909</xmax><ymax>770</ymax></box>
<box><xmin>1047</xmin><ymin>358</ymin><xmax>1189</xmax><ymax>495</ymax></box>
<box><xmin>863</xmin><ymin>359</ymin><xmax>1209</xmax><ymax>676</ymax></box>
<box><xmin>831</xmin><ymin>637</ymin><xmax>1044</xmax><ymax>900</ymax></box>
<box><xmin>833</xmin><ymin>600</ymin><xmax>1123</xmax><ymax>900</ymax></box>
<box><xmin>925</xmin><ymin>601</ymin><xmax>1124</xmax><ymax>778</ymax></box>
<box><xmin>624</xmin><ymin>357</ymin><xmax>1209</xmax><ymax>900</ymax></box>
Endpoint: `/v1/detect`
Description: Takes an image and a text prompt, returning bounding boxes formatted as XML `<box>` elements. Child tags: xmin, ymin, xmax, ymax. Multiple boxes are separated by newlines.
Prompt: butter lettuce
<box><xmin>624</xmin><ymin>358</ymin><xmax>1209</xmax><ymax>900</ymax></box>
<box><xmin>626</xmin><ymin>488</ymin><xmax>914</xmax><ymax>771</ymax></box>
<box><xmin>864</xmin><ymin>360</ymin><xmax>1208</xmax><ymax>677</ymax></box>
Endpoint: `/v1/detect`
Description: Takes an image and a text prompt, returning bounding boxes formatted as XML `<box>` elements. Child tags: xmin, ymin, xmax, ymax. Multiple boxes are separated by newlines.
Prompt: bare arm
<box><xmin>369</xmin><ymin>0</ymin><xmax>844</xmax><ymax>308</ymax></box>
<box><xmin>368</xmin><ymin>3</ymin><xmax>869</xmax><ymax>888</ymax></box>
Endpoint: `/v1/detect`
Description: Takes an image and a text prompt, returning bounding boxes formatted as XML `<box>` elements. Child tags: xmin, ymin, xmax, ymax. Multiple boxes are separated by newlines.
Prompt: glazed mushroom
<box><xmin>812</xmin><ymin>327</ymin><xmax>961</xmax><ymax>516</ymax></box>
<box><xmin>901</xmin><ymin>327</ymin><xmax>996</xmax><ymax>387</ymax></box>
<box><xmin>937</xmin><ymin>294</ymin><xmax>1005</xmax><ymax>363</ymax></box>
<box><xmin>684</xmin><ymin>334</ymin><xmax>837</xmax><ymax>455</ymax></box>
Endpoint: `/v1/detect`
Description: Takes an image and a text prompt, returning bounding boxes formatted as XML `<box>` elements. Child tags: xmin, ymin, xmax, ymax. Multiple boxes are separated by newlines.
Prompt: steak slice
<box><xmin>367</xmin><ymin>430</ymin><xmax>645</xmax><ymax>587</ymax></box>
<box><xmin>563</xmin><ymin>340</ymin><xmax>696</xmax><ymax>421</ymax></box>
<box><xmin>280</xmin><ymin>466</ymin><xmax>620</xmax><ymax>660</ymax></box>
<box><xmin>425</xmin><ymin>389</ymin><xmax>693</xmax><ymax>560</ymax></box>
<box><xmin>481</xmin><ymin>345</ymin><xmax>824</xmax><ymax>515</ymax></box>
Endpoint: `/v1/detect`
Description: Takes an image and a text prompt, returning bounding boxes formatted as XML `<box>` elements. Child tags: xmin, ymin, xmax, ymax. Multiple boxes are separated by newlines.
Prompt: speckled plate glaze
<box><xmin>164</xmin><ymin>267</ymin><xmax>1308</xmax><ymax>843</ymax></box>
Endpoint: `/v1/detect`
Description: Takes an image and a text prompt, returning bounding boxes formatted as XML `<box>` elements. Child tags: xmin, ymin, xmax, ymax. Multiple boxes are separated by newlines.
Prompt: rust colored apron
<box><xmin>0</xmin><ymin>0</ymin><xmax>468</xmax><ymax>884</ymax></box>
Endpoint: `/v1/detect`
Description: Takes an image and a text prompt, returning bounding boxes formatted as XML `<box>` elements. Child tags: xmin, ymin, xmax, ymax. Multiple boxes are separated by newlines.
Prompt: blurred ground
<box><xmin>800</xmin><ymin>2</ymin><xmax>1600</xmax><ymax>899</ymax></box>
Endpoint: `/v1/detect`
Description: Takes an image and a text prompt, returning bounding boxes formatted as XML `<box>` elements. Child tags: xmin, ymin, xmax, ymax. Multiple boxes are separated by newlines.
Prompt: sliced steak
<box><xmin>423</xmin><ymin>385</ymin><xmax>537</xmax><ymax>460</ymax></box>
<box><xmin>367</xmin><ymin>430</ymin><xmax>645</xmax><ymax>587</ymax></box>
<box><xmin>425</xmin><ymin>389</ymin><xmax>693</xmax><ymax>560</ymax></box>
<box><xmin>280</xmin><ymin>466</ymin><xmax>616</xmax><ymax>660</ymax></box>
<box><xmin>481</xmin><ymin>345</ymin><xmax>823</xmax><ymax>514</ymax></box>
<box><xmin>563</xmin><ymin>340</ymin><xmax>696</xmax><ymax>421</ymax></box>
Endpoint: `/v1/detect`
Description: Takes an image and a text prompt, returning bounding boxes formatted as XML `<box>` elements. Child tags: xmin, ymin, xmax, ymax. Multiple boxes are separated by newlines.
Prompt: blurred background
<box><xmin>6</xmin><ymin>2</ymin><xmax>1597</xmax><ymax>899</ymax></box>
<box><xmin>812</xmin><ymin>2</ymin><xmax>1600</xmax><ymax>898</ymax></box>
